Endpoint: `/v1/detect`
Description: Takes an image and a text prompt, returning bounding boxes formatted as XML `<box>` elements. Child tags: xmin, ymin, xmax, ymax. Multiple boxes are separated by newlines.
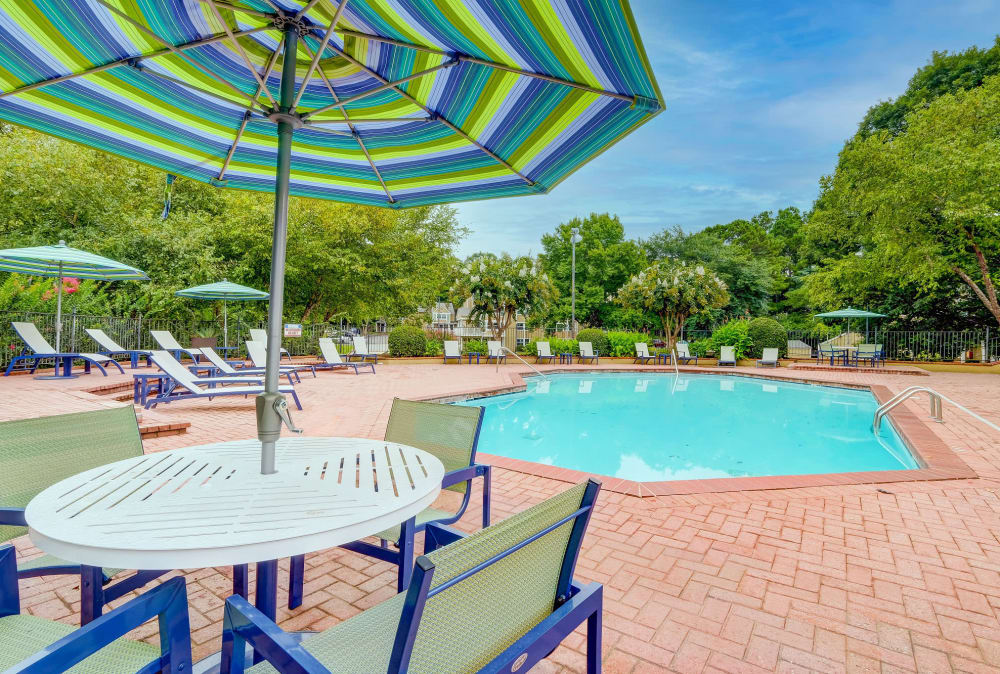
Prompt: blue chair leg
<box><xmin>288</xmin><ymin>554</ymin><xmax>305</xmax><ymax>610</ymax></box>
<box><xmin>482</xmin><ymin>465</ymin><xmax>492</xmax><ymax>529</ymax></box>
<box><xmin>233</xmin><ymin>564</ymin><xmax>249</xmax><ymax>599</ymax></box>
<box><xmin>80</xmin><ymin>564</ymin><xmax>104</xmax><ymax>625</ymax></box>
<box><xmin>397</xmin><ymin>517</ymin><xmax>415</xmax><ymax>592</ymax></box>
<box><xmin>587</xmin><ymin>599</ymin><xmax>602</xmax><ymax>674</ymax></box>
<box><xmin>254</xmin><ymin>559</ymin><xmax>279</xmax><ymax>665</ymax></box>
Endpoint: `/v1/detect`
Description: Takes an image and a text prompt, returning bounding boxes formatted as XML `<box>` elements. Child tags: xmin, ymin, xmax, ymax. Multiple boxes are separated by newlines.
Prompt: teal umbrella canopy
<box><xmin>815</xmin><ymin>308</ymin><xmax>886</xmax><ymax>319</ymax></box>
<box><xmin>175</xmin><ymin>280</ymin><xmax>268</xmax><ymax>301</ymax></box>
<box><xmin>0</xmin><ymin>241</ymin><xmax>148</xmax><ymax>280</ymax></box>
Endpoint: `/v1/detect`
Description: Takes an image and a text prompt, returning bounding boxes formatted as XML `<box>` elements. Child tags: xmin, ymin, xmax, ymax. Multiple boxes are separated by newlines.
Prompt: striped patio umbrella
<box><xmin>0</xmin><ymin>241</ymin><xmax>148</xmax><ymax>351</ymax></box>
<box><xmin>176</xmin><ymin>279</ymin><xmax>269</xmax><ymax>347</ymax></box>
<box><xmin>0</xmin><ymin>0</ymin><xmax>663</xmax><ymax>473</ymax></box>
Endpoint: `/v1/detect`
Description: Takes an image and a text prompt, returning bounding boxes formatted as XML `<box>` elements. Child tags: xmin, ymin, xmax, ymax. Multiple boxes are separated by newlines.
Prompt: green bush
<box><xmin>523</xmin><ymin>338</ymin><xmax>579</xmax><ymax>356</ymax></box>
<box><xmin>605</xmin><ymin>331</ymin><xmax>651</xmax><ymax>357</ymax></box>
<box><xmin>689</xmin><ymin>338</ymin><xmax>713</xmax><ymax>357</ymax></box>
<box><xmin>463</xmin><ymin>339</ymin><xmax>487</xmax><ymax>355</ymax></box>
<box><xmin>747</xmin><ymin>317</ymin><xmax>788</xmax><ymax>358</ymax></box>
<box><xmin>710</xmin><ymin>320</ymin><xmax>752</xmax><ymax>360</ymax></box>
<box><xmin>388</xmin><ymin>325</ymin><xmax>427</xmax><ymax>357</ymax></box>
<box><xmin>424</xmin><ymin>338</ymin><xmax>443</xmax><ymax>357</ymax></box>
<box><xmin>575</xmin><ymin>329</ymin><xmax>609</xmax><ymax>356</ymax></box>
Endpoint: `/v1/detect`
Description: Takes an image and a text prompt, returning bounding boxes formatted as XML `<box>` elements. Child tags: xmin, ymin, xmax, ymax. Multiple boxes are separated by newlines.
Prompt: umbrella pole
<box><xmin>55</xmin><ymin>261</ymin><xmax>63</xmax><ymax>353</ymax></box>
<box><xmin>258</xmin><ymin>26</ymin><xmax>299</xmax><ymax>475</ymax></box>
<box><xmin>223</xmin><ymin>300</ymin><xmax>228</xmax><ymax>349</ymax></box>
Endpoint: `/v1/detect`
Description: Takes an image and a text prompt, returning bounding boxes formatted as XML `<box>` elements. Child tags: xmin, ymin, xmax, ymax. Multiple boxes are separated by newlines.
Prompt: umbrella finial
<box><xmin>58</xmin><ymin>240</ymin><xmax>66</xmax><ymax>246</ymax></box>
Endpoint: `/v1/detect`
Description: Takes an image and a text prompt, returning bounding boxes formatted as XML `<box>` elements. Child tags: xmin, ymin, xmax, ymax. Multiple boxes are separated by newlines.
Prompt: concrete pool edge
<box><xmin>413</xmin><ymin>368</ymin><xmax>977</xmax><ymax>497</ymax></box>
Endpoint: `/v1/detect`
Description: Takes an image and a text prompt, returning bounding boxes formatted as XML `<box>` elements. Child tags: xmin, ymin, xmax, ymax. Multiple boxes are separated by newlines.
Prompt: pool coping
<box><xmin>415</xmin><ymin>367</ymin><xmax>977</xmax><ymax>497</ymax></box>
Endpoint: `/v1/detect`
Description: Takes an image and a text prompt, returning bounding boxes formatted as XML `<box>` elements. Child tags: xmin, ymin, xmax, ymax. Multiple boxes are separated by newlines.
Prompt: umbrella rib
<box><xmin>192</xmin><ymin>0</ymin><xmax>275</xmax><ymax>18</ymax></box>
<box><xmin>324</xmin><ymin>44</ymin><xmax>534</xmax><ymax>186</ymax></box>
<box><xmin>205</xmin><ymin>0</ymin><xmax>278</xmax><ymax>109</ymax></box>
<box><xmin>0</xmin><ymin>26</ymin><xmax>271</xmax><ymax>100</ymax></box>
<box><xmin>295</xmin><ymin>0</ymin><xmax>324</xmax><ymax>19</ymax></box>
<box><xmin>335</xmin><ymin>28</ymin><xmax>638</xmax><ymax>104</ymax></box>
<box><xmin>292</xmin><ymin>0</ymin><xmax>348</xmax><ymax>109</ymax></box>
<box><xmin>129</xmin><ymin>62</ymin><xmax>269</xmax><ymax>115</ymax></box>
<box><xmin>307</xmin><ymin>117</ymin><xmax>434</xmax><ymax>124</ymax></box>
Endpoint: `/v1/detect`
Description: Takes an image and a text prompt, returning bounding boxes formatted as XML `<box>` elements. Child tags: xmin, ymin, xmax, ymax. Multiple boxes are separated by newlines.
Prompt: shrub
<box><xmin>688</xmin><ymin>338</ymin><xmax>713</xmax><ymax>357</ymax></box>
<box><xmin>605</xmin><ymin>331</ymin><xmax>651</xmax><ymax>357</ymax></box>
<box><xmin>463</xmin><ymin>339</ymin><xmax>487</xmax><ymax>355</ymax></box>
<box><xmin>710</xmin><ymin>320</ymin><xmax>752</xmax><ymax>360</ymax></box>
<box><xmin>576</xmin><ymin>328</ymin><xmax>609</xmax><ymax>356</ymax></box>
<box><xmin>388</xmin><ymin>325</ymin><xmax>427</xmax><ymax>357</ymax></box>
<box><xmin>747</xmin><ymin>317</ymin><xmax>787</xmax><ymax>358</ymax></box>
<box><xmin>524</xmin><ymin>338</ymin><xmax>579</xmax><ymax>356</ymax></box>
<box><xmin>424</xmin><ymin>338</ymin><xmax>443</xmax><ymax>357</ymax></box>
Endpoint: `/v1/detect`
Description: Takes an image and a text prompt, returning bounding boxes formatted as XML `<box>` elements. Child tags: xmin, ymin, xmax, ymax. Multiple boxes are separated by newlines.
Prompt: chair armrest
<box><xmin>423</xmin><ymin>522</ymin><xmax>467</xmax><ymax>553</ymax></box>
<box><xmin>0</xmin><ymin>507</ymin><xmax>27</xmax><ymax>528</ymax></box>
<box><xmin>439</xmin><ymin>463</ymin><xmax>489</xmax><ymax>490</ymax></box>
<box><xmin>11</xmin><ymin>576</ymin><xmax>191</xmax><ymax>673</ymax></box>
<box><xmin>221</xmin><ymin>594</ymin><xmax>328</xmax><ymax>673</ymax></box>
<box><xmin>198</xmin><ymin>376</ymin><xmax>263</xmax><ymax>384</ymax></box>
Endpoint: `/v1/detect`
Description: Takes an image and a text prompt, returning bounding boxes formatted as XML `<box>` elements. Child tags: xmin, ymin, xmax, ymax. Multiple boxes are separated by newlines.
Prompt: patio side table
<box><xmin>559</xmin><ymin>352</ymin><xmax>573</xmax><ymax>364</ymax></box>
<box><xmin>467</xmin><ymin>351</ymin><xmax>481</xmax><ymax>364</ymax></box>
<box><xmin>132</xmin><ymin>372</ymin><xmax>170</xmax><ymax>406</ymax></box>
<box><xmin>656</xmin><ymin>352</ymin><xmax>672</xmax><ymax>365</ymax></box>
<box><xmin>25</xmin><ymin>437</ymin><xmax>444</xmax><ymax>624</ymax></box>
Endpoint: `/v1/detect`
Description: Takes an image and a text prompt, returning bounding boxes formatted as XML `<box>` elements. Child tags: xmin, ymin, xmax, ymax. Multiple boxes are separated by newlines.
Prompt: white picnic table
<box><xmin>25</xmin><ymin>436</ymin><xmax>444</xmax><ymax>618</ymax></box>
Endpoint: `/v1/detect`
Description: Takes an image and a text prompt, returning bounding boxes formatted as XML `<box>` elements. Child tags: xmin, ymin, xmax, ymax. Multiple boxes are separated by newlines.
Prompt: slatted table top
<box><xmin>25</xmin><ymin>437</ymin><xmax>444</xmax><ymax>569</ymax></box>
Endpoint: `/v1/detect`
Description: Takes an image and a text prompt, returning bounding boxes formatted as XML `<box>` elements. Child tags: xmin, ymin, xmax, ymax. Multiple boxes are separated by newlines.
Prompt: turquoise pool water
<box><xmin>456</xmin><ymin>374</ymin><xmax>918</xmax><ymax>481</ymax></box>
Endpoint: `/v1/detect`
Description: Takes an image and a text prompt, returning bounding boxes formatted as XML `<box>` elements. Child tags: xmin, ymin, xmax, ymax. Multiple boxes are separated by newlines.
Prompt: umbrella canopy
<box><xmin>0</xmin><ymin>240</ymin><xmax>148</xmax><ymax>352</ymax></box>
<box><xmin>0</xmin><ymin>1</ymin><xmax>662</xmax><ymax>472</ymax></box>
<box><xmin>176</xmin><ymin>279</ymin><xmax>268</xmax><ymax>348</ymax></box>
<box><xmin>815</xmin><ymin>308</ymin><xmax>886</xmax><ymax>319</ymax></box>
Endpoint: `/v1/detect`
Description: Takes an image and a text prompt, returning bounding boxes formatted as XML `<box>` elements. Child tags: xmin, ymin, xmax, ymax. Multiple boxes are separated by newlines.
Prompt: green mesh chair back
<box><xmin>384</xmin><ymin>399</ymin><xmax>483</xmax><ymax>495</ymax></box>
<box><xmin>0</xmin><ymin>406</ymin><xmax>142</xmax><ymax>542</ymax></box>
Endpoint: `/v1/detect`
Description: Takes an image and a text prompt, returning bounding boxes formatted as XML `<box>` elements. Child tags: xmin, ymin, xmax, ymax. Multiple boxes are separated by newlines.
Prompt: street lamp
<box><xmin>570</xmin><ymin>227</ymin><xmax>581</xmax><ymax>335</ymax></box>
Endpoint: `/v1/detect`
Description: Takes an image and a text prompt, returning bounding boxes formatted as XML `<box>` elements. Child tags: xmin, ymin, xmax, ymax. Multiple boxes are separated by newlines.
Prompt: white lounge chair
<box><xmin>675</xmin><ymin>342</ymin><xmax>697</xmax><ymax>365</ymax></box>
<box><xmin>346</xmin><ymin>335</ymin><xmax>379</xmax><ymax>363</ymax></box>
<box><xmin>577</xmin><ymin>342</ymin><xmax>598</xmax><ymax>364</ymax></box>
<box><xmin>756</xmin><ymin>347</ymin><xmax>779</xmax><ymax>368</ymax></box>
<box><xmin>718</xmin><ymin>345</ymin><xmax>736</xmax><ymax>367</ymax></box>
<box><xmin>85</xmin><ymin>327</ymin><xmax>152</xmax><ymax>369</ymax></box>
<box><xmin>145</xmin><ymin>350</ymin><xmax>300</xmax><ymax>410</ymax></box>
<box><xmin>249</xmin><ymin>328</ymin><xmax>292</xmax><ymax>362</ymax></box>
<box><xmin>486</xmin><ymin>340</ymin><xmax>506</xmax><ymax>364</ymax></box>
<box><xmin>535</xmin><ymin>341</ymin><xmax>555</xmax><ymax>364</ymax></box>
<box><xmin>634</xmin><ymin>342</ymin><xmax>655</xmax><ymax>364</ymax></box>
<box><xmin>443</xmin><ymin>340</ymin><xmax>462</xmax><ymax>364</ymax></box>
<box><xmin>200</xmin><ymin>346</ymin><xmax>298</xmax><ymax>384</ymax></box>
<box><xmin>4</xmin><ymin>321</ymin><xmax>124</xmax><ymax>377</ymax></box>
<box><xmin>245</xmin><ymin>341</ymin><xmax>316</xmax><ymax>378</ymax></box>
<box><xmin>150</xmin><ymin>330</ymin><xmax>202</xmax><ymax>362</ymax></box>
<box><xmin>318</xmin><ymin>338</ymin><xmax>374</xmax><ymax>374</ymax></box>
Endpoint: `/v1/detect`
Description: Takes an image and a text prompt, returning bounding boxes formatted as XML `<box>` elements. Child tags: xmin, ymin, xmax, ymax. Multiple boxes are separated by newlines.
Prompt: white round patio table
<box><xmin>25</xmin><ymin>437</ymin><xmax>444</xmax><ymax>570</ymax></box>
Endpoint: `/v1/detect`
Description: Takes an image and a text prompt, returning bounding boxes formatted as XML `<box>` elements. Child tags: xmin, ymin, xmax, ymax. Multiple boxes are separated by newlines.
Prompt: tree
<box><xmin>453</xmin><ymin>253</ymin><xmax>555</xmax><ymax>341</ymax></box>
<box><xmin>612</xmin><ymin>260</ymin><xmax>729</xmax><ymax>347</ymax></box>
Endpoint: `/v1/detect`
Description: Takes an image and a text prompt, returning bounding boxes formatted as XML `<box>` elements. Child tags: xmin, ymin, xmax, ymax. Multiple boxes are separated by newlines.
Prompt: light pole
<box><xmin>570</xmin><ymin>227</ymin><xmax>581</xmax><ymax>335</ymax></box>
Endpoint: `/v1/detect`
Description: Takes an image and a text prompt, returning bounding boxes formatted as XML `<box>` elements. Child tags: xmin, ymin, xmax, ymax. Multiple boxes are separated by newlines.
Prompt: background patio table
<box><xmin>24</xmin><ymin>436</ymin><xmax>444</xmax><ymax>620</ymax></box>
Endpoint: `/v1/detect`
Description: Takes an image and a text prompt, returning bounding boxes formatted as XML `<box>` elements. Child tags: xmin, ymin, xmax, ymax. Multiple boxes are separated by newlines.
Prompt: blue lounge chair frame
<box><xmin>221</xmin><ymin>480</ymin><xmax>603</xmax><ymax>674</ymax></box>
<box><xmin>85</xmin><ymin>328</ymin><xmax>153</xmax><ymax>369</ymax></box>
<box><xmin>442</xmin><ymin>340</ymin><xmax>462</xmax><ymax>364</ymax></box>
<box><xmin>0</xmin><ymin>545</ymin><xmax>191</xmax><ymax>673</ymax></box>
<box><xmin>345</xmin><ymin>336</ymin><xmax>380</xmax><ymax>363</ymax></box>
<box><xmin>316</xmin><ymin>339</ymin><xmax>375</xmax><ymax>375</ymax></box>
<box><xmin>4</xmin><ymin>322</ymin><xmax>125</xmax><ymax>377</ymax></box>
<box><xmin>633</xmin><ymin>343</ymin><xmax>656</xmax><ymax>365</ymax></box>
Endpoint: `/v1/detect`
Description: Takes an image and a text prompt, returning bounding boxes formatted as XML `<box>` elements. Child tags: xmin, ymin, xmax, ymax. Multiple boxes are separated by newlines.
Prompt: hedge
<box><xmin>747</xmin><ymin>317</ymin><xmax>787</xmax><ymax>358</ymax></box>
<box><xmin>576</xmin><ymin>328</ymin><xmax>609</xmax><ymax>356</ymax></box>
<box><xmin>387</xmin><ymin>325</ymin><xmax>426</xmax><ymax>357</ymax></box>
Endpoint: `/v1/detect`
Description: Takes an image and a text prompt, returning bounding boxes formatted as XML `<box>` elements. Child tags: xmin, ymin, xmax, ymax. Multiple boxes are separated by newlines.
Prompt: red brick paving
<box><xmin>2</xmin><ymin>360</ymin><xmax>1000</xmax><ymax>672</ymax></box>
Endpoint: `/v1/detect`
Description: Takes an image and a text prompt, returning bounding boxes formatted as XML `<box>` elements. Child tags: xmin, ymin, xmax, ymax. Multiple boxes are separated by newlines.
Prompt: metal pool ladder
<box><xmin>496</xmin><ymin>346</ymin><xmax>548</xmax><ymax>380</ymax></box>
<box><xmin>873</xmin><ymin>385</ymin><xmax>1000</xmax><ymax>435</ymax></box>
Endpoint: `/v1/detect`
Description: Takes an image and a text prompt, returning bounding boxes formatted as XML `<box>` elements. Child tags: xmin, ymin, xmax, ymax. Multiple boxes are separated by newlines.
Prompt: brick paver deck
<box><xmin>3</xmin><ymin>360</ymin><xmax>1000</xmax><ymax>672</ymax></box>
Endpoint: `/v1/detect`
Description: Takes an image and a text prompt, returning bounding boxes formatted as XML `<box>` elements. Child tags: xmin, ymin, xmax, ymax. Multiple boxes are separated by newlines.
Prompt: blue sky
<box><xmin>454</xmin><ymin>0</ymin><xmax>1000</xmax><ymax>257</ymax></box>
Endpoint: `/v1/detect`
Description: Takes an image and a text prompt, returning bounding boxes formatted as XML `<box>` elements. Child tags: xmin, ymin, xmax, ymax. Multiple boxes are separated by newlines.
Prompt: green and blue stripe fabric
<box><xmin>0</xmin><ymin>0</ymin><xmax>662</xmax><ymax>208</ymax></box>
<box><xmin>0</xmin><ymin>241</ymin><xmax>148</xmax><ymax>280</ymax></box>
<box><xmin>175</xmin><ymin>280</ymin><xmax>268</xmax><ymax>300</ymax></box>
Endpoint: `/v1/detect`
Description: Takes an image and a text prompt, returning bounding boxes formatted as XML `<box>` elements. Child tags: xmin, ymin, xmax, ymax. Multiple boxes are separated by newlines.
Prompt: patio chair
<box><xmin>718</xmin><ymin>346</ymin><xmax>737</xmax><ymax>367</ymax></box>
<box><xmin>200</xmin><ymin>346</ymin><xmax>298</xmax><ymax>385</ymax></box>
<box><xmin>0</xmin><ymin>406</ymin><xmax>170</xmax><ymax>624</ymax></box>
<box><xmin>222</xmin><ymin>480</ymin><xmax>603</xmax><ymax>674</ymax></box>
<box><xmin>443</xmin><ymin>340</ymin><xmax>462</xmax><ymax>364</ymax></box>
<box><xmin>346</xmin><ymin>335</ymin><xmax>379</xmax><ymax>363</ymax></box>
<box><xmin>756</xmin><ymin>348</ymin><xmax>779</xmax><ymax>368</ymax></box>
<box><xmin>578</xmin><ymin>341</ymin><xmax>599</xmax><ymax>364</ymax></box>
<box><xmin>85</xmin><ymin>327</ymin><xmax>152</xmax><ymax>369</ymax></box>
<box><xmin>318</xmin><ymin>338</ymin><xmax>375</xmax><ymax>374</ymax></box>
<box><xmin>150</xmin><ymin>329</ymin><xmax>203</xmax><ymax>362</ymax></box>
<box><xmin>249</xmin><ymin>328</ymin><xmax>293</xmax><ymax>362</ymax></box>
<box><xmin>818</xmin><ymin>344</ymin><xmax>847</xmax><ymax>366</ymax></box>
<box><xmin>4</xmin><ymin>321</ymin><xmax>125</xmax><ymax>377</ymax></box>
<box><xmin>634</xmin><ymin>342</ymin><xmax>655</xmax><ymax>364</ymax></box>
<box><xmin>287</xmin><ymin>399</ymin><xmax>489</xmax><ymax>608</ymax></box>
<box><xmin>675</xmin><ymin>342</ymin><xmax>698</xmax><ymax>365</ymax></box>
<box><xmin>486</xmin><ymin>340</ymin><xmax>507</xmax><ymax>364</ymax></box>
<box><xmin>0</xmin><ymin>545</ymin><xmax>192</xmax><ymax>672</ymax></box>
<box><xmin>536</xmin><ymin>341</ymin><xmax>556</xmax><ymax>364</ymax></box>
<box><xmin>853</xmin><ymin>344</ymin><xmax>879</xmax><ymax>367</ymax></box>
<box><xmin>245</xmin><ymin>340</ymin><xmax>316</xmax><ymax>378</ymax></box>
<box><xmin>145</xmin><ymin>350</ymin><xmax>302</xmax><ymax>410</ymax></box>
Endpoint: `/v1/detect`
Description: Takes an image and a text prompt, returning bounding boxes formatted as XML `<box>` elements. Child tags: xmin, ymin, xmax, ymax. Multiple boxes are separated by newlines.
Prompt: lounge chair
<box><xmin>249</xmin><ymin>328</ymin><xmax>293</xmax><ymax>362</ymax></box>
<box><xmin>675</xmin><ymin>342</ymin><xmax>698</xmax><ymax>365</ymax></box>
<box><xmin>345</xmin><ymin>335</ymin><xmax>379</xmax><ymax>363</ymax></box>
<box><xmin>318</xmin><ymin>338</ymin><xmax>375</xmax><ymax>374</ymax></box>
<box><xmin>0</xmin><ymin>545</ymin><xmax>192</xmax><ymax>672</ymax></box>
<box><xmin>222</xmin><ymin>480</ymin><xmax>602</xmax><ymax>674</ymax></box>
<box><xmin>145</xmin><ymin>350</ymin><xmax>301</xmax><ymax>410</ymax></box>
<box><xmin>293</xmin><ymin>400</ymin><xmax>490</xmax><ymax>601</ymax></box>
<box><xmin>150</xmin><ymin>329</ymin><xmax>203</xmax><ymax>362</ymax></box>
<box><xmin>634</xmin><ymin>342</ymin><xmax>656</xmax><ymax>364</ymax></box>
<box><xmin>756</xmin><ymin>347</ymin><xmax>779</xmax><ymax>368</ymax></box>
<box><xmin>486</xmin><ymin>339</ymin><xmax>507</xmax><ymax>364</ymax></box>
<box><xmin>4</xmin><ymin>321</ymin><xmax>125</xmax><ymax>377</ymax></box>
<box><xmin>200</xmin><ymin>346</ymin><xmax>298</xmax><ymax>385</ymax></box>
<box><xmin>0</xmin><ymin>407</ymin><xmax>170</xmax><ymax>623</ymax></box>
<box><xmin>245</xmin><ymin>340</ymin><xmax>316</xmax><ymax>378</ymax></box>
<box><xmin>578</xmin><ymin>341</ymin><xmax>599</xmax><ymax>364</ymax></box>
<box><xmin>536</xmin><ymin>340</ymin><xmax>556</xmax><ymax>364</ymax></box>
<box><xmin>718</xmin><ymin>345</ymin><xmax>737</xmax><ymax>366</ymax></box>
<box><xmin>85</xmin><ymin>327</ymin><xmax>152</xmax><ymax>369</ymax></box>
<box><xmin>443</xmin><ymin>339</ymin><xmax>462</xmax><ymax>363</ymax></box>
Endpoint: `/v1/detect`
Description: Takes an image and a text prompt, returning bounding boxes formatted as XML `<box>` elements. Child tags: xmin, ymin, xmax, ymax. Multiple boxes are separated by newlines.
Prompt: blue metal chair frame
<box><xmin>0</xmin><ymin>545</ymin><xmax>191</xmax><ymax>672</ymax></box>
<box><xmin>144</xmin><ymin>375</ymin><xmax>302</xmax><ymax>411</ymax></box>
<box><xmin>95</xmin><ymin>347</ymin><xmax>152</xmax><ymax>369</ymax></box>
<box><xmin>442</xmin><ymin>352</ymin><xmax>462</xmax><ymax>364</ymax></box>
<box><xmin>221</xmin><ymin>480</ymin><xmax>603</xmax><ymax>674</ymax></box>
<box><xmin>577</xmin><ymin>350</ymin><xmax>599</xmax><ymax>364</ymax></box>
<box><xmin>314</xmin><ymin>361</ymin><xmax>375</xmax><ymax>375</ymax></box>
<box><xmin>3</xmin><ymin>347</ymin><xmax>124</xmax><ymax>377</ymax></box>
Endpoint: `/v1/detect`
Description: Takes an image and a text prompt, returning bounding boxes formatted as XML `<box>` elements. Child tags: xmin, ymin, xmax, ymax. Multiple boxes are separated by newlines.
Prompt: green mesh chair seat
<box><xmin>0</xmin><ymin>614</ymin><xmax>159</xmax><ymax>672</ymax></box>
<box><xmin>16</xmin><ymin>553</ymin><xmax>121</xmax><ymax>578</ymax></box>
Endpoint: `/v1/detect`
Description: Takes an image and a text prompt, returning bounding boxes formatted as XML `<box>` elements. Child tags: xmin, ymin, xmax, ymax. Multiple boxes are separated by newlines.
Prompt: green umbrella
<box><xmin>176</xmin><ymin>280</ymin><xmax>269</xmax><ymax>348</ymax></box>
<box><xmin>0</xmin><ymin>240</ymin><xmax>148</xmax><ymax>352</ymax></box>
<box><xmin>815</xmin><ymin>307</ymin><xmax>887</xmax><ymax>341</ymax></box>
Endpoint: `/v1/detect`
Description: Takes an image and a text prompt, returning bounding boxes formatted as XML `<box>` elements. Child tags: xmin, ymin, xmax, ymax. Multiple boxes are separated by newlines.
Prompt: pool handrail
<box><xmin>874</xmin><ymin>385</ymin><xmax>1000</xmax><ymax>435</ymax></box>
<box><xmin>495</xmin><ymin>346</ymin><xmax>548</xmax><ymax>380</ymax></box>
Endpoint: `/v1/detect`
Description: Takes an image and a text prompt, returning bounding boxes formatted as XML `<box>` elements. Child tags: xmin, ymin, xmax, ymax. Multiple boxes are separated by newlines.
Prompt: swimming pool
<box><xmin>456</xmin><ymin>374</ymin><xmax>918</xmax><ymax>482</ymax></box>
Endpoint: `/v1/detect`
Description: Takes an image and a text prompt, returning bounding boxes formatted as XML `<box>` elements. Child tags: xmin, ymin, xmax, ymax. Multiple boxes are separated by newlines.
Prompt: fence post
<box><xmin>136</xmin><ymin>313</ymin><xmax>143</xmax><ymax>351</ymax></box>
<box><xmin>986</xmin><ymin>326</ymin><xmax>991</xmax><ymax>363</ymax></box>
<box><xmin>70</xmin><ymin>307</ymin><xmax>78</xmax><ymax>353</ymax></box>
